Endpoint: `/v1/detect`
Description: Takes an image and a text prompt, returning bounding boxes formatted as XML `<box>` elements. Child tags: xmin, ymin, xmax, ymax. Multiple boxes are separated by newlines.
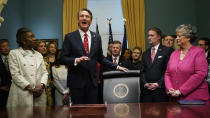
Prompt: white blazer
<box><xmin>7</xmin><ymin>47</ymin><xmax>48</xmax><ymax>107</ymax></box>
<box><xmin>52</xmin><ymin>65</ymin><xmax>69</xmax><ymax>105</ymax></box>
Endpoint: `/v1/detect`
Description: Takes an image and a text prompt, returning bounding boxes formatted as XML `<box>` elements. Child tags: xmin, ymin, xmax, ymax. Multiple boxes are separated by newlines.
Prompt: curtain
<box><xmin>121</xmin><ymin>0</ymin><xmax>146</xmax><ymax>51</ymax></box>
<box><xmin>63</xmin><ymin>0</ymin><xmax>87</xmax><ymax>40</ymax></box>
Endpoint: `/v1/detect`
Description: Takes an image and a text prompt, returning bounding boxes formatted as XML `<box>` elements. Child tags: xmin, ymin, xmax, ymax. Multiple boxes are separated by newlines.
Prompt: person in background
<box><xmin>197</xmin><ymin>38</ymin><xmax>210</xmax><ymax>95</ymax></box>
<box><xmin>52</xmin><ymin>50</ymin><xmax>69</xmax><ymax>105</ymax></box>
<box><xmin>7</xmin><ymin>27</ymin><xmax>48</xmax><ymax>107</ymax></box>
<box><xmin>107</xmin><ymin>42</ymin><xmax>113</xmax><ymax>57</ymax></box>
<box><xmin>123</xmin><ymin>49</ymin><xmax>132</xmax><ymax>61</ymax></box>
<box><xmin>162</xmin><ymin>35</ymin><xmax>175</xmax><ymax>49</ymax></box>
<box><xmin>61</xmin><ymin>8</ymin><xmax>127</xmax><ymax>104</ymax></box>
<box><xmin>165</xmin><ymin>24</ymin><xmax>209</xmax><ymax>102</ymax></box>
<box><xmin>45</xmin><ymin>42</ymin><xmax>58</xmax><ymax>106</ymax></box>
<box><xmin>197</xmin><ymin>37</ymin><xmax>210</xmax><ymax>63</ymax></box>
<box><xmin>130</xmin><ymin>46</ymin><xmax>142</xmax><ymax>70</ymax></box>
<box><xmin>36</xmin><ymin>40</ymin><xmax>47</xmax><ymax>56</ymax></box>
<box><xmin>0</xmin><ymin>39</ymin><xmax>11</xmax><ymax>107</ymax></box>
<box><xmin>47</xmin><ymin>42</ymin><xmax>57</xmax><ymax>64</ymax></box>
<box><xmin>140</xmin><ymin>27</ymin><xmax>173</xmax><ymax>102</ymax></box>
<box><xmin>102</xmin><ymin>40</ymin><xmax>131</xmax><ymax>72</ymax></box>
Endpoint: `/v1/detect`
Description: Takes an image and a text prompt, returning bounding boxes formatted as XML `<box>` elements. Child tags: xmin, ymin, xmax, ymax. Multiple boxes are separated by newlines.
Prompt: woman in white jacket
<box><xmin>7</xmin><ymin>27</ymin><xmax>48</xmax><ymax>107</ymax></box>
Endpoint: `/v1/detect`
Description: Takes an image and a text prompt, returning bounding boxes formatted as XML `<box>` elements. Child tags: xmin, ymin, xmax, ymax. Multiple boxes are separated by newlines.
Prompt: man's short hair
<box><xmin>148</xmin><ymin>27</ymin><xmax>162</xmax><ymax>36</ymax></box>
<box><xmin>78</xmin><ymin>8</ymin><xmax>93</xmax><ymax>20</ymax></box>
<box><xmin>16</xmin><ymin>27</ymin><xmax>32</xmax><ymax>47</ymax></box>
<box><xmin>112</xmin><ymin>40</ymin><xmax>121</xmax><ymax>45</ymax></box>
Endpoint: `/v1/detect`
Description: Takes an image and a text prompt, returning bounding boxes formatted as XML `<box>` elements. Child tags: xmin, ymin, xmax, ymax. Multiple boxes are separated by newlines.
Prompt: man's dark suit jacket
<box><xmin>61</xmin><ymin>30</ymin><xmax>117</xmax><ymax>89</ymax></box>
<box><xmin>102</xmin><ymin>56</ymin><xmax>131</xmax><ymax>72</ymax></box>
<box><xmin>0</xmin><ymin>55</ymin><xmax>11</xmax><ymax>106</ymax></box>
<box><xmin>140</xmin><ymin>45</ymin><xmax>173</xmax><ymax>102</ymax></box>
<box><xmin>207</xmin><ymin>51</ymin><xmax>210</xmax><ymax>64</ymax></box>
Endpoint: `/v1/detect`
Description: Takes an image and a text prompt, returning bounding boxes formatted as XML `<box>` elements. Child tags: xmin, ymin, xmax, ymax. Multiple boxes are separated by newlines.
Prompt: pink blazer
<box><xmin>165</xmin><ymin>45</ymin><xmax>209</xmax><ymax>101</ymax></box>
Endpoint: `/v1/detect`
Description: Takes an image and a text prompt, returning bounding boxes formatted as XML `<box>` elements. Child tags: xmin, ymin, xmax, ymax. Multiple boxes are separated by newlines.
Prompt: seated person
<box><xmin>130</xmin><ymin>46</ymin><xmax>142</xmax><ymax>70</ymax></box>
<box><xmin>102</xmin><ymin>40</ymin><xmax>131</xmax><ymax>72</ymax></box>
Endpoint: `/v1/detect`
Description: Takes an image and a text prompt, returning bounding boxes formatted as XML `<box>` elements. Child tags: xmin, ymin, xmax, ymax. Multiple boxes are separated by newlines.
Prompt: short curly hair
<box><xmin>176</xmin><ymin>24</ymin><xmax>197</xmax><ymax>43</ymax></box>
<box><xmin>16</xmin><ymin>27</ymin><xmax>32</xmax><ymax>47</ymax></box>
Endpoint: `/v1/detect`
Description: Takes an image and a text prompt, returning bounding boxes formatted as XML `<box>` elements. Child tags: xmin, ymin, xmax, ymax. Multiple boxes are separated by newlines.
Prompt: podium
<box><xmin>102</xmin><ymin>70</ymin><xmax>140</xmax><ymax>104</ymax></box>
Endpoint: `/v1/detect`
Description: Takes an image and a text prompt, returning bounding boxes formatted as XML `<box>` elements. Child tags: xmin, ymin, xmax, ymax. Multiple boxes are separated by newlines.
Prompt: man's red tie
<box><xmin>151</xmin><ymin>47</ymin><xmax>155</xmax><ymax>62</ymax></box>
<box><xmin>113</xmin><ymin>57</ymin><xmax>117</xmax><ymax>64</ymax></box>
<box><xmin>84</xmin><ymin>33</ymin><xmax>89</xmax><ymax>56</ymax></box>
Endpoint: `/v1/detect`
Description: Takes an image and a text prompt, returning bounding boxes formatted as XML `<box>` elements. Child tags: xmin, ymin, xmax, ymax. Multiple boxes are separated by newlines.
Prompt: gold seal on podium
<box><xmin>113</xmin><ymin>83</ymin><xmax>129</xmax><ymax>98</ymax></box>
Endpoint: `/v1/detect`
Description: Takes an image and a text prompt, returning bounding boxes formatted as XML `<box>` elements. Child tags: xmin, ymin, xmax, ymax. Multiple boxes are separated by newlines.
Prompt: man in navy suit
<box><xmin>102</xmin><ymin>40</ymin><xmax>131</xmax><ymax>72</ymax></box>
<box><xmin>0</xmin><ymin>39</ymin><xmax>11</xmax><ymax>107</ymax></box>
<box><xmin>61</xmin><ymin>8</ymin><xmax>127</xmax><ymax>104</ymax></box>
<box><xmin>140</xmin><ymin>27</ymin><xmax>173</xmax><ymax>102</ymax></box>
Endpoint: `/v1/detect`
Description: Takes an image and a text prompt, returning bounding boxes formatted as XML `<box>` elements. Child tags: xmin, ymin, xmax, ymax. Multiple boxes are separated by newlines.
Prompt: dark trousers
<box><xmin>0</xmin><ymin>91</ymin><xmax>9</xmax><ymax>107</ymax></box>
<box><xmin>98</xmin><ymin>82</ymin><xmax>103</xmax><ymax>104</ymax></box>
<box><xmin>70</xmin><ymin>79</ymin><xmax>98</xmax><ymax>104</ymax></box>
<box><xmin>141</xmin><ymin>88</ymin><xmax>169</xmax><ymax>102</ymax></box>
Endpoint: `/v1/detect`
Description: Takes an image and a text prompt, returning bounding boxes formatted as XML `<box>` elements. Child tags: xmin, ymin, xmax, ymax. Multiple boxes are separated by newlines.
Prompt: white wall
<box><xmin>87</xmin><ymin>0</ymin><xmax>124</xmax><ymax>56</ymax></box>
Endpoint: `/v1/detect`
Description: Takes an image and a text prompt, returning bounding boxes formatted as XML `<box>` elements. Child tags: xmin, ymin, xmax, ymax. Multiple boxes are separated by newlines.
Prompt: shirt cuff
<box><xmin>63</xmin><ymin>88</ymin><xmax>70</xmax><ymax>94</ymax></box>
<box><xmin>116</xmin><ymin>65</ymin><xmax>119</xmax><ymax>70</ymax></box>
<box><xmin>74</xmin><ymin>58</ymin><xmax>78</xmax><ymax>66</ymax></box>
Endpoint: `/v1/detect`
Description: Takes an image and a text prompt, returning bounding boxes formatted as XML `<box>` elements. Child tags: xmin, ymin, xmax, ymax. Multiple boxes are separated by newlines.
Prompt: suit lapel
<box><xmin>152</xmin><ymin>45</ymin><xmax>163</xmax><ymax>64</ymax></box>
<box><xmin>147</xmin><ymin>48</ymin><xmax>153</xmax><ymax>66</ymax></box>
<box><xmin>90</xmin><ymin>31</ymin><xmax>97</xmax><ymax>57</ymax></box>
<box><xmin>75</xmin><ymin>30</ymin><xmax>87</xmax><ymax>56</ymax></box>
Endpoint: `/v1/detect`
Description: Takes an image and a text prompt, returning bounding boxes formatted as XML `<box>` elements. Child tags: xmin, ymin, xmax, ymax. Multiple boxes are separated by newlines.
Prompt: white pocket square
<box><xmin>158</xmin><ymin>56</ymin><xmax>162</xmax><ymax>58</ymax></box>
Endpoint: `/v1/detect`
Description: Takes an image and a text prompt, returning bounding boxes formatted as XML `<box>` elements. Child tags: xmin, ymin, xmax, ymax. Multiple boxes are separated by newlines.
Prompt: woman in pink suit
<box><xmin>165</xmin><ymin>24</ymin><xmax>209</xmax><ymax>102</ymax></box>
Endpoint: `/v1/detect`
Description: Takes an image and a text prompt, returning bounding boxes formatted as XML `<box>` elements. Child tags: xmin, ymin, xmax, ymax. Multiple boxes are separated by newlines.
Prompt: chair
<box><xmin>102</xmin><ymin>70</ymin><xmax>140</xmax><ymax>104</ymax></box>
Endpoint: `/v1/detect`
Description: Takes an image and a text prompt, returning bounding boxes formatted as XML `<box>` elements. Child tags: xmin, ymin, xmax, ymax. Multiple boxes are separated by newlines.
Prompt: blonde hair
<box><xmin>47</xmin><ymin>42</ymin><xmax>57</xmax><ymax>54</ymax></box>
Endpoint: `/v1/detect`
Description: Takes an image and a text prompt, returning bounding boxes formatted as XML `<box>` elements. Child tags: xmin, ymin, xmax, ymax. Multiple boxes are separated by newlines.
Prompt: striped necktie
<box><xmin>151</xmin><ymin>47</ymin><xmax>156</xmax><ymax>62</ymax></box>
<box><xmin>83</xmin><ymin>33</ymin><xmax>89</xmax><ymax>56</ymax></box>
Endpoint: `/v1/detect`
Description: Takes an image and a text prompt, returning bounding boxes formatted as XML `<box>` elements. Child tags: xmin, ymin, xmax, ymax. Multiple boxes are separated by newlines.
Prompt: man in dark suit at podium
<box><xmin>102</xmin><ymin>40</ymin><xmax>131</xmax><ymax>72</ymax></box>
<box><xmin>61</xmin><ymin>8</ymin><xmax>127</xmax><ymax>104</ymax></box>
<box><xmin>0</xmin><ymin>39</ymin><xmax>11</xmax><ymax>107</ymax></box>
<box><xmin>140</xmin><ymin>27</ymin><xmax>173</xmax><ymax>102</ymax></box>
